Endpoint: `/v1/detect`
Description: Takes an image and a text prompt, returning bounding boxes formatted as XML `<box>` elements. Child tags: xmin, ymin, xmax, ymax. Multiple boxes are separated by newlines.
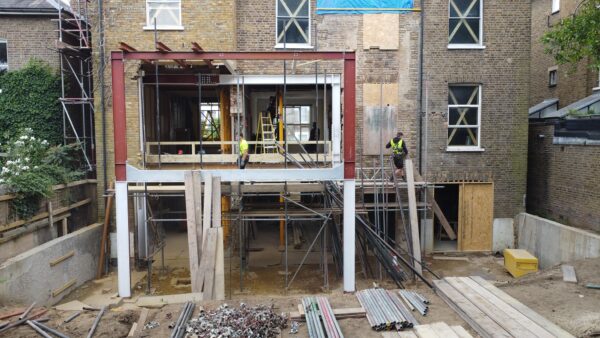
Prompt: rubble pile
<box><xmin>184</xmin><ymin>303</ymin><xmax>287</xmax><ymax>338</ymax></box>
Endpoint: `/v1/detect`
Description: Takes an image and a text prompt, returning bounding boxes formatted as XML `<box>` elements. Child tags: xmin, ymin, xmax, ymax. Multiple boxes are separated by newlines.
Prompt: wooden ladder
<box><xmin>256</xmin><ymin>113</ymin><xmax>277</xmax><ymax>154</ymax></box>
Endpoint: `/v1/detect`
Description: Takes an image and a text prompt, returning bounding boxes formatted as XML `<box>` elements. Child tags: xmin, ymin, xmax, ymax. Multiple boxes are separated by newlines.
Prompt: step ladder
<box><xmin>256</xmin><ymin>112</ymin><xmax>278</xmax><ymax>154</ymax></box>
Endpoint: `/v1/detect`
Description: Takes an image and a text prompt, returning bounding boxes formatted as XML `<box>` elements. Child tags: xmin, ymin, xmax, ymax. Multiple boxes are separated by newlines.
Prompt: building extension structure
<box><xmin>527</xmin><ymin>0</ymin><xmax>600</xmax><ymax>232</ymax></box>
<box><xmin>91</xmin><ymin>0</ymin><xmax>531</xmax><ymax>297</ymax></box>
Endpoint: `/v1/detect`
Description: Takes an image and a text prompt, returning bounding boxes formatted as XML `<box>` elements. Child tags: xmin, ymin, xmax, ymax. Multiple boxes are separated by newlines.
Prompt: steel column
<box><xmin>343</xmin><ymin>55</ymin><xmax>356</xmax><ymax>179</ymax></box>
<box><xmin>111</xmin><ymin>52</ymin><xmax>127</xmax><ymax>181</ymax></box>
<box><xmin>115</xmin><ymin>182</ymin><xmax>131</xmax><ymax>297</ymax></box>
<box><xmin>343</xmin><ymin>179</ymin><xmax>355</xmax><ymax>292</ymax></box>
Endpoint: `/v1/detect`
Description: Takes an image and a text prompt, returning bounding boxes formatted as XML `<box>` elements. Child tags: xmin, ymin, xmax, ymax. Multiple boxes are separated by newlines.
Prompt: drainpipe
<box><xmin>417</xmin><ymin>0</ymin><xmax>425</xmax><ymax>171</ymax></box>
<box><xmin>98</xmin><ymin>0</ymin><xmax>107</xmax><ymax>193</ymax></box>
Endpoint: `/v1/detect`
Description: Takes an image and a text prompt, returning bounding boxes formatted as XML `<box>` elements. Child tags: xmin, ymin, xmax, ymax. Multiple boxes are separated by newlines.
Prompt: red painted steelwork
<box><xmin>110</xmin><ymin>50</ymin><xmax>356</xmax><ymax>181</ymax></box>
<box><xmin>111</xmin><ymin>52</ymin><xmax>127</xmax><ymax>181</ymax></box>
<box><xmin>343</xmin><ymin>55</ymin><xmax>356</xmax><ymax>179</ymax></box>
<box><xmin>121</xmin><ymin>51</ymin><xmax>349</xmax><ymax>61</ymax></box>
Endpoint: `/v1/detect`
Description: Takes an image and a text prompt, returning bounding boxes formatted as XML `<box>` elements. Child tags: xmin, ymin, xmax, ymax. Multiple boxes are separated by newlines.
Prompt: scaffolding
<box><xmin>56</xmin><ymin>0</ymin><xmax>95</xmax><ymax>172</ymax></box>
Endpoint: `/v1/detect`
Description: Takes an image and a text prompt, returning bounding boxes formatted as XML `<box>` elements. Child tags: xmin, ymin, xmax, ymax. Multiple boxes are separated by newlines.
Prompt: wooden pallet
<box><xmin>434</xmin><ymin>276</ymin><xmax>574</xmax><ymax>338</ymax></box>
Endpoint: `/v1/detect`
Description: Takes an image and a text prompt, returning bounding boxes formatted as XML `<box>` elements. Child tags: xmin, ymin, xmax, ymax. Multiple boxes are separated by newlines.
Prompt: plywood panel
<box><xmin>459</xmin><ymin>183</ymin><xmax>493</xmax><ymax>251</ymax></box>
<box><xmin>362</xmin><ymin>83</ymin><xmax>398</xmax><ymax>156</ymax></box>
<box><xmin>363</xmin><ymin>14</ymin><xmax>399</xmax><ymax>50</ymax></box>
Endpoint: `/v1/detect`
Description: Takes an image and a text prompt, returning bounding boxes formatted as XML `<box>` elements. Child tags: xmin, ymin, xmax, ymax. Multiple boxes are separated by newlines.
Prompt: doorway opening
<box><xmin>434</xmin><ymin>184</ymin><xmax>459</xmax><ymax>251</ymax></box>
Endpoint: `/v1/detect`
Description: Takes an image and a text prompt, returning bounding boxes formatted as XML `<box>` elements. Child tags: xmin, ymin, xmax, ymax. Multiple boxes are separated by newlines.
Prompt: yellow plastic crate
<box><xmin>504</xmin><ymin>249</ymin><xmax>538</xmax><ymax>278</ymax></box>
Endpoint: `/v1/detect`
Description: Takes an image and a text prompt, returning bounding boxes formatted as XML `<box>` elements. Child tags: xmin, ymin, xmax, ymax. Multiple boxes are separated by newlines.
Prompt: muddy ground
<box><xmin>2</xmin><ymin>254</ymin><xmax>600</xmax><ymax>338</ymax></box>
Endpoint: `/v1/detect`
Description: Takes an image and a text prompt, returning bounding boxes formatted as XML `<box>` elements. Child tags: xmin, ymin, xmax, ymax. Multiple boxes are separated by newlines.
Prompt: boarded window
<box><xmin>449</xmin><ymin>0</ymin><xmax>482</xmax><ymax>46</ymax></box>
<box><xmin>447</xmin><ymin>85</ymin><xmax>481</xmax><ymax>148</ymax></box>
<box><xmin>277</xmin><ymin>0</ymin><xmax>310</xmax><ymax>45</ymax></box>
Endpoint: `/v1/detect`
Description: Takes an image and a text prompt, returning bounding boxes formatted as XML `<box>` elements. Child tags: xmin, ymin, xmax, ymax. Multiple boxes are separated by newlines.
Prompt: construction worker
<box><xmin>239</xmin><ymin>136</ymin><xmax>249</xmax><ymax>169</ymax></box>
<box><xmin>386</xmin><ymin>132</ymin><xmax>408</xmax><ymax>180</ymax></box>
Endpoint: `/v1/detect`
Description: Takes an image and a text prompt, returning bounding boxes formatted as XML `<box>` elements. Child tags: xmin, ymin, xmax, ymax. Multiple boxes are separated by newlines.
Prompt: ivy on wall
<box><xmin>0</xmin><ymin>59</ymin><xmax>63</xmax><ymax>146</ymax></box>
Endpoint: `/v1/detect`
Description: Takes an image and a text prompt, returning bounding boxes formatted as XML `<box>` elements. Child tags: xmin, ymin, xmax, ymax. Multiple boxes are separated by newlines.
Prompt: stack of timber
<box><xmin>382</xmin><ymin>322</ymin><xmax>473</xmax><ymax>338</ymax></box>
<box><xmin>434</xmin><ymin>276</ymin><xmax>574</xmax><ymax>338</ymax></box>
<box><xmin>184</xmin><ymin>172</ymin><xmax>225</xmax><ymax>300</ymax></box>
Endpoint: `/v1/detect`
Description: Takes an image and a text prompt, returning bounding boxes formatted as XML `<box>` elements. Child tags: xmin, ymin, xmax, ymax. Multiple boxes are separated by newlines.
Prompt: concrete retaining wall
<box><xmin>0</xmin><ymin>223</ymin><xmax>102</xmax><ymax>306</ymax></box>
<box><xmin>516</xmin><ymin>213</ymin><xmax>600</xmax><ymax>269</ymax></box>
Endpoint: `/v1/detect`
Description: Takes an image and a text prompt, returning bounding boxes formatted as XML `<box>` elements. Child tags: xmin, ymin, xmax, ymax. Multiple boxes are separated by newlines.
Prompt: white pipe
<box><xmin>115</xmin><ymin>181</ymin><xmax>131</xmax><ymax>297</ymax></box>
<box><xmin>343</xmin><ymin>179</ymin><xmax>356</xmax><ymax>292</ymax></box>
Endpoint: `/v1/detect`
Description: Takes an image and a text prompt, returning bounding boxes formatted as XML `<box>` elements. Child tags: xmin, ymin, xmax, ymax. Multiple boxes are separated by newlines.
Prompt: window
<box><xmin>0</xmin><ymin>39</ymin><xmax>7</xmax><ymax>71</ymax></box>
<box><xmin>448</xmin><ymin>0</ymin><xmax>483</xmax><ymax>47</ymax></box>
<box><xmin>145</xmin><ymin>0</ymin><xmax>182</xmax><ymax>30</ymax></box>
<box><xmin>285</xmin><ymin>105</ymin><xmax>311</xmax><ymax>141</ymax></box>
<box><xmin>552</xmin><ymin>0</ymin><xmax>560</xmax><ymax>13</ymax></box>
<box><xmin>447</xmin><ymin>85</ymin><xmax>481</xmax><ymax>148</ymax></box>
<box><xmin>276</xmin><ymin>0</ymin><xmax>311</xmax><ymax>47</ymax></box>
<box><xmin>548</xmin><ymin>68</ymin><xmax>557</xmax><ymax>87</ymax></box>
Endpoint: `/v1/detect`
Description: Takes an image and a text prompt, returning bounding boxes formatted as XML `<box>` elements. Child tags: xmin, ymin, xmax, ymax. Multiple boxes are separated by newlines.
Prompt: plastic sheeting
<box><xmin>316</xmin><ymin>0</ymin><xmax>415</xmax><ymax>14</ymax></box>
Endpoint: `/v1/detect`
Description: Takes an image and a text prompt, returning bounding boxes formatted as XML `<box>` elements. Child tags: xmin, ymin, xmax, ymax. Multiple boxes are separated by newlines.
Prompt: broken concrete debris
<box><xmin>183</xmin><ymin>303</ymin><xmax>287</xmax><ymax>338</ymax></box>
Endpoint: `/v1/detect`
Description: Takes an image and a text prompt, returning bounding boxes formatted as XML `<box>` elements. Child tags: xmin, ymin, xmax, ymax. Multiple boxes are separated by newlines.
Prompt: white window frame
<box><xmin>275</xmin><ymin>0</ymin><xmax>312</xmax><ymax>49</ymax></box>
<box><xmin>552</xmin><ymin>0</ymin><xmax>560</xmax><ymax>14</ymax></box>
<box><xmin>447</xmin><ymin>84</ymin><xmax>484</xmax><ymax>152</ymax></box>
<box><xmin>143</xmin><ymin>0</ymin><xmax>184</xmax><ymax>31</ymax></box>
<box><xmin>0</xmin><ymin>39</ymin><xmax>7</xmax><ymax>72</ymax></box>
<box><xmin>448</xmin><ymin>0</ymin><xmax>485</xmax><ymax>50</ymax></box>
<box><xmin>285</xmin><ymin>105</ymin><xmax>312</xmax><ymax>141</ymax></box>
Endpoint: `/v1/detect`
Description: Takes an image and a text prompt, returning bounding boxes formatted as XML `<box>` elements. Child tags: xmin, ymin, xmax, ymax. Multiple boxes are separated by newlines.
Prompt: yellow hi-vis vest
<box><xmin>390</xmin><ymin>138</ymin><xmax>404</xmax><ymax>155</ymax></box>
<box><xmin>239</xmin><ymin>139</ymin><xmax>249</xmax><ymax>155</ymax></box>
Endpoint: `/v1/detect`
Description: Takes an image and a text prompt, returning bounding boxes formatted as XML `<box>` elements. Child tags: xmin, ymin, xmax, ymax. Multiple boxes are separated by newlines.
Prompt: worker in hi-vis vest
<box><xmin>385</xmin><ymin>131</ymin><xmax>409</xmax><ymax>181</ymax></box>
<box><xmin>239</xmin><ymin>136</ymin><xmax>249</xmax><ymax>169</ymax></box>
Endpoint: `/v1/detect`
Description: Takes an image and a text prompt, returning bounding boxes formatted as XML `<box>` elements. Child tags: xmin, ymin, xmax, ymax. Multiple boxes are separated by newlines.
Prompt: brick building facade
<box><xmin>0</xmin><ymin>2</ymin><xmax>60</xmax><ymax>71</ymax></box>
<box><xmin>92</xmin><ymin>0</ymin><xmax>533</xmax><ymax>251</ymax></box>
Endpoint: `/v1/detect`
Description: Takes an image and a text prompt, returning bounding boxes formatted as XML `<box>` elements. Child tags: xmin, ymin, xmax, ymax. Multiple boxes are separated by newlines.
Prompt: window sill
<box><xmin>143</xmin><ymin>25</ymin><xmax>184</xmax><ymax>31</ymax></box>
<box><xmin>447</xmin><ymin>44</ymin><xmax>486</xmax><ymax>50</ymax></box>
<box><xmin>275</xmin><ymin>43</ymin><xmax>314</xmax><ymax>50</ymax></box>
<box><xmin>446</xmin><ymin>147</ymin><xmax>485</xmax><ymax>152</ymax></box>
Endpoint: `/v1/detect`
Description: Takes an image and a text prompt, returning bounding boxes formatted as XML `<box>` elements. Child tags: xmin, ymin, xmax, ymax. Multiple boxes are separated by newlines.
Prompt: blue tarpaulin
<box><xmin>316</xmin><ymin>0</ymin><xmax>415</xmax><ymax>15</ymax></box>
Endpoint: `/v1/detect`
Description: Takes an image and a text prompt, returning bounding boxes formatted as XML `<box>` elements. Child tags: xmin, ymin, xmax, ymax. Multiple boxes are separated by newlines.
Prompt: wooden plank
<box><xmin>413</xmin><ymin>170</ymin><xmax>456</xmax><ymax>240</ymax></box>
<box><xmin>405</xmin><ymin>159</ymin><xmax>422</xmax><ymax>274</ymax></box>
<box><xmin>469</xmin><ymin>276</ymin><xmax>574</xmax><ymax>338</ymax></box>
<box><xmin>0</xmin><ymin>198</ymin><xmax>92</xmax><ymax>233</ymax></box>
<box><xmin>459</xmin><ymin>277</ymin><xmax>554</xmax><ymax>338</ymax></box>
<box><xmin>414</xmin><ymin>324</ymin><xmax>442</xmax><ymax>338</ymax></box>
<box><xmin>458</xmin><ymin>184</ymin><xmax>493</xmax><ymax>251</ymax></box>
<box><xmin>197</xmin><ymin>228</ymin><xmax>218</xmax><ymax>300</ymax></box>
<box><xmin>450</xmin><ymin>326</ymin><xmax>474</xmax><ymax>338</ymax></box>
<box><xmin>184</xmin><ymin>171</ymin><xmax>203</xmax><ymax>293</ymax></box>
<box><xmin>97</xmin><ymin>182</ymin><xmax>114</xmax><ymax>278</ymax></box>
<box><xmin>202</xmin><ymin>173</ymin><xmax>213</xmax><ymax>248</ymax></box>
<box><xmin>432</xmin><ymin>256</ymin><xmax>469</xmax><ymax>261</ymax></box>
<box><xmin>397</xmin><ymin>331</ymin><xmax>418</xmax><ymax>338</ymax></box>
<box><xmin>49</xmin><ymin>250</ymin><xmax>75</xmax><ymax>267</ymax></box>
<box><xmin>213</xmin><ymin>227</ymin><xmax>225</xmax><ymax>300</ymax></box>
<box><xmin>290</xmin><ymin>307</ymin><xmax>366</xmax><ymax>320</ymax></box>
<box><xmin>131</xmin><ymin>308</ymin><xmax>148</xmax><ymax>338</ymax></box>
<box><xmin>561</xmin><ymin>265</ymin><xmax>577</xmax><ymax>283</ymax></box>
<box><xmin>212</xmin><ymin>176</ymin><xmax>221</xmax><ymax>228</ymax></box>
<box><xmin>430</xmin><ymin>322</ymin><xmax>460</xmax><ymax>338</ymax></box>
<box><xmin>433</xmin><ymin>280</ymin><xmax>511</xmax><ymax>338</ymax></box>
<box><xmin>445</xmin><ymin>277</ymin><xmax>537</xmax><ymax>337</ymax></box>
<box><xmin>52</xmin><ymin>278</ymin><xmax>77</xmax><ymax>297</ymax></box>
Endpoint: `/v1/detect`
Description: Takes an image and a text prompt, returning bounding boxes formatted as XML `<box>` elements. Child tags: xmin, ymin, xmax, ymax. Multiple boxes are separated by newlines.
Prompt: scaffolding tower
<box><xmin>56</xmin><ymin>0</ymin><xmax>95</xmax><ymax>172</ymax></box>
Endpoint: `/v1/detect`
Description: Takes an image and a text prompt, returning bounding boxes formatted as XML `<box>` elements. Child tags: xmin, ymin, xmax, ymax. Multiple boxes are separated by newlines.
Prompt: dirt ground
<box><xmin>2</xmin><ymin>254</ymin><xmax>599</xmax><ymax>338</ymax></box>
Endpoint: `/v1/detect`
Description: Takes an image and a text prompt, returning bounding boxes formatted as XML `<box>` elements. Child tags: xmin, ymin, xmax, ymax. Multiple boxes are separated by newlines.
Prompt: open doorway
<box><xmin>433</xmin><ymin>184</ymin><xmax>459</xmax><ymax>251</ymax></box>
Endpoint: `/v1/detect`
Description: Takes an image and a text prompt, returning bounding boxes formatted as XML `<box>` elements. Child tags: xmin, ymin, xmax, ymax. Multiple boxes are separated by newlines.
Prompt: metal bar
<box><xmin>32</xmin><ymin>321</ymin><xmax>70</xmax><ymax>338</ymax></box>
<box><xmin>121</xmin><ymin>51</ymin><xmax>354</xmax><ymax>61</ymax></box>
<box><xmin>63</xmin><ymin>311</ymin><xmax>81</xmax><ymax>324</ymax></box>
<box><xmin>19</xmin><ymin>302</ymin><xmax>36</xmax><ymax>320</ymax></box>
<box><xmin>26</xmin><ymin>321</ymin><xmax>52</xmax><ymax>338</ymax></box>
<box><xmin>85</xmin><ymin>306</ymin><xmax>105</xmax><ymax>338</ymax></box>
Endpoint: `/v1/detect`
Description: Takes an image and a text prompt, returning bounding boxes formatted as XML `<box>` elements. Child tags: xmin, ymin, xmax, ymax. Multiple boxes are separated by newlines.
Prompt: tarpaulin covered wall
<box><xmin>316</xmin><ymin>0</ymin><xmax>415</xmax><ymax>15</ymax></box>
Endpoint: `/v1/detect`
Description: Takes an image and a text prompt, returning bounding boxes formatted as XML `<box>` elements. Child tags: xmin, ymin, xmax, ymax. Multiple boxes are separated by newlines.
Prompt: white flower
<box><xmin>21</xmin><ymin>166</ymin><xmax>29</xmax><ymax>171</ymax></box>
<box><xmin>19</xmin><ymin>135</ymin><xmax>28</xmax><ymax>140</ymax></box>
<box><xmin>41</xmin><ymin>140</ymin><xmax>48</xmax><ymax>145</ymax></box>
<box><xmin>0</xmin><ymin>179</ymin><xmax>4</xmax><ymax>184</ymax></box>
<box><xmin>14</xmin><ymin>140</ymin><xmax>24</xmax><ymax>146</ymax></box>
<box><xmin>25</xmin><ymin>128</ymin><xmax>33</xmax><ymax>132</ymax></box>
<box><xmin>30</xmin><ymin>136</ymin><xmax>36</xmax><ymax>141</ymax></box>
<box><xmin>33</xmin><ymin>166</ymin><xmax>38</xmax><ymax>169</ymax></box>
<box><xmin>24</xmin><ymin>157</ymin><xmax>29</xmax><ymax>162</ymax></box>
<box><xmin>1</xmin><ymin>167</ymin><xmax>8</xmax><ymax>174</ymax></box>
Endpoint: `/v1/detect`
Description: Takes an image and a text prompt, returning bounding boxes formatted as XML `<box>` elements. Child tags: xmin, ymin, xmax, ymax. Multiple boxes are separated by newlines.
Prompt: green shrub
<box><xmin>0</xmin><ymin>128</ymin><xmax>83</xmax><ymax>218</ymax></box>
<box><xmin>0</xmin><ymin>59</ymin><xmax>62</xmax><ymax>146</ymax></box>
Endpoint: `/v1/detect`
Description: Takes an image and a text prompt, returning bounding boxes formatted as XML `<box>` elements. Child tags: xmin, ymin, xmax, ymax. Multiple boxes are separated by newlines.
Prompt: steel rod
<box><xmin>19</xmin><ymin>302</ymin><xmax>36</xmax><ymax>320</ymax></box>
<box><xmin>32</xmin><ymin>321</ymin><xmax>70</xmax><ymax>338</ymax></box>
<box><xmin>85</xmin><ymin>306</ymin><xmax>105</xmax><ymax>338</ymax></box>
<box><xmin>26</xmin><ymin>321</ymin><xmax>52</xmax><ymax>338</ymax></box>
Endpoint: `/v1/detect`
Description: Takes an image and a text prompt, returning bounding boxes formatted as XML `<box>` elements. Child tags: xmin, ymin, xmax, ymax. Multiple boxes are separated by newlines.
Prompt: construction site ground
<box><xmin>3</xmin><ymin>253</ymin><xmax>600</xmax><ymax>338</ymax></box>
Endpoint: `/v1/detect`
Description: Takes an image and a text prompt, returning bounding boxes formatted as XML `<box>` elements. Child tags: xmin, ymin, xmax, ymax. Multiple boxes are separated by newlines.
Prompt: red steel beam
<box><xmin>343</xmin><ymin>55</ymin><xmax>356</xmax><ymax>179</ymax></box>
<box><xmin>120</xmin><ymin>51</ymin><xmax>351</xmax><ymax>61</ymax></box>
<box><xmin>118</xmin><ymin>42</ymin><xmax>151</xmax><ymax>64</ymax></box>
<box><xmin>111</xmin><ymin>52</ymin><xmax>127</xmax><ymax>181</ymax></box>
<box><xmin>191</xmin><ymin>42</ymin><xmax>214</xmax><ymax>68</ymax></box>
<box><xmin>156</xmin><ymin>42</ymin><xmax>188</xmax><ymax>68</ymax></box>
